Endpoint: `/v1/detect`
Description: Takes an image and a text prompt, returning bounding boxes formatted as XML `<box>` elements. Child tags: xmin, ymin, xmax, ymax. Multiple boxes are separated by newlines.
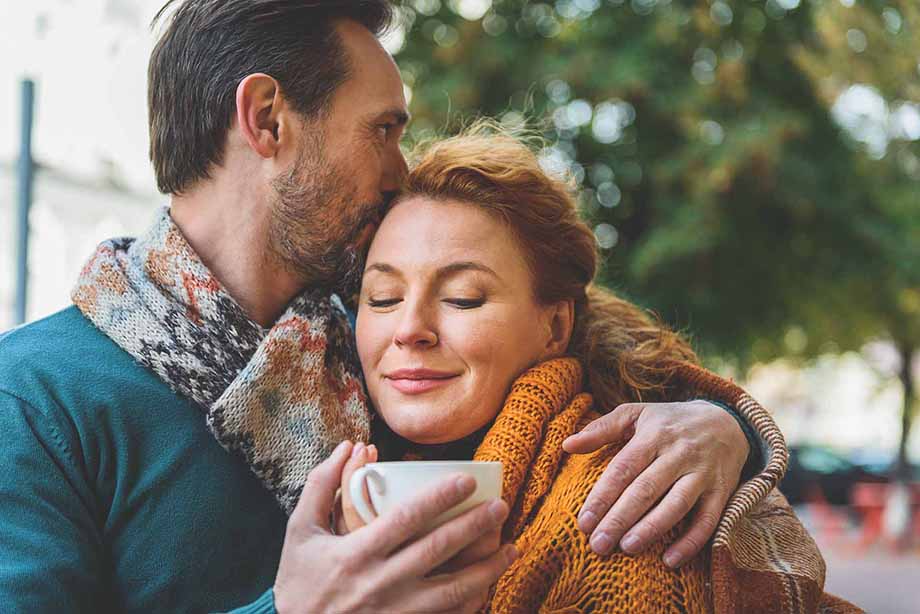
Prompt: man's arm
<box><xmin>0</xmin><ymin>391</ymin><xmax>107</xmax><ymax>613</ymax></box>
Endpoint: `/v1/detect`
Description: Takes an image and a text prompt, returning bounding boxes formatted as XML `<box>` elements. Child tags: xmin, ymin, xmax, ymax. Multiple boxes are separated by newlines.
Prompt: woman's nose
<box><xmin>393</xmin><ymin>305</ymin><xmax>438</xmax><ymax>348</ymax></box>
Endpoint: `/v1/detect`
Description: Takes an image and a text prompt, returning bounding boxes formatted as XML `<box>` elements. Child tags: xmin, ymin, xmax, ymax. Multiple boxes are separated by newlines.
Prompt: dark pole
<box><xmin>14</xmin><ymin>79</ymin><xmax>35</xmax><ymax>326</ymax></box>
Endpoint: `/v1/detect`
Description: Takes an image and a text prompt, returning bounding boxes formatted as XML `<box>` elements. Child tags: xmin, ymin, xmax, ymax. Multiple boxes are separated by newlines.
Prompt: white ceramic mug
<box><xmin>348</xmin><ymin>461</ymin><xmax>503</xmax><ymax>531</ymax></box>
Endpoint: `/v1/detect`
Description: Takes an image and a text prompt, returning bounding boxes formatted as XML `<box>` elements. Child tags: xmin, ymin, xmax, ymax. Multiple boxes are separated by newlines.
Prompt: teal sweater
<box><xmin>0</xmin><ymin>307</ymin><xmax>285</xmax><ymax>613</ymax></box>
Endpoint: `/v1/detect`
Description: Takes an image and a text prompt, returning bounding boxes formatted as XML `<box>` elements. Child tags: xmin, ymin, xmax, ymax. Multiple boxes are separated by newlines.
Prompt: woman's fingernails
<box><xmin>591</xmin><ymin>531</ymin><xmax>613</xmax><ymax>555</ymax></box>
<box><xmin>620</xmin><ymin>534</ymin><xmax>640</xmax><ymax>553</ymax></box>
<box><xmin>351</xmin><ymin>442</ymin><xmax>365</xmax><ymax>458</ymax></box>
<box><xmin>505</xmin><ymin>545</ymin><xmax>519</xmax><ymax>564</ymax></box>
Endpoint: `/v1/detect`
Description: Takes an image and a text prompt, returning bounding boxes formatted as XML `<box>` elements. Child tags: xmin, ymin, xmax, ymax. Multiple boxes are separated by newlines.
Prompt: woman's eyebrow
<box><xmin>363</xmin><ymin>262</ymin><xmax>401</xmax><ymax>278</ymax></box>
<box><xmin>363</xmin><ymin>261</ymin><xmax>499</xmax><ymax>281</ymax></box>
<box><xmin>435</xmin><ymin>261</ymin><xmax>500</xmax><ymax>281</ymax></box>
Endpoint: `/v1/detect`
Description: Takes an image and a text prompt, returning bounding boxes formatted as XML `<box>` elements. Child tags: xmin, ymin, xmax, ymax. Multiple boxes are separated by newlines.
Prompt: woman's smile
<box><xmin>384</xmin><ymin>368</ymin><xmax>461</xmax><ymax>395</ymax></box>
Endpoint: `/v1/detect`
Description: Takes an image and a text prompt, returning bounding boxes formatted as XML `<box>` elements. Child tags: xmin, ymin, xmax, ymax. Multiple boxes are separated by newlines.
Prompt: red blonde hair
<box><xmin>398</xmin><ymin>123</ymin><xmax>698</xmax><ymax>409</ymax></box>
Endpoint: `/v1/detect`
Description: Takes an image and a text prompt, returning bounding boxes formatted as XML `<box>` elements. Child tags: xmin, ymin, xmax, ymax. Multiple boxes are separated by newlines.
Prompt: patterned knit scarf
<box><xmin>72</xmin><ymin>207</ymin><xmax>370</xmax><ymax>514</ymax></box>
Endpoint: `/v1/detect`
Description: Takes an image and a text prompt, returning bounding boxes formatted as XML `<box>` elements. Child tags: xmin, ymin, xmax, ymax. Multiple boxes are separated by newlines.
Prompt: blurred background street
<box><xmin>799</xmin><ymin>503</ymin><xmax>920</xmax><ymax>613</ymax></box>
<box><xmin>2</xmin><ymin>1</ymin><xmax>919</xmax><ymax>609</ymax></box>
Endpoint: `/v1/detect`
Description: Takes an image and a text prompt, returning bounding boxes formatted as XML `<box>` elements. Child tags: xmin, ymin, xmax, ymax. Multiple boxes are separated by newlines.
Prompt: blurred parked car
<box><xmin>781</xmin><ymin>445</ymin><xmax>888</xmax><ymax>505</ymax></box>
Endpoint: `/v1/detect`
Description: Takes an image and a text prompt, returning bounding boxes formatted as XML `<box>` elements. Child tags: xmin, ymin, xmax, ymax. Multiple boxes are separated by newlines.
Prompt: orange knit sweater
<box><xmin>473</xmin><ymin>358</ymin><xmax>710</xmax><ymax>614</ymax></box>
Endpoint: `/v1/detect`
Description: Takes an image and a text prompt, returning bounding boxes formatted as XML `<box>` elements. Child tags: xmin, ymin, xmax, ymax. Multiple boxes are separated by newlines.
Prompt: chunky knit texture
<box><xmin>71</xmin><ymin>208</ymin><xmax>369</xmax><ymax>514</ymax></box>
<box><xmin>473</xmin><ymin>358</ymin><xmax>862</xmax><ymax>614</ymax></box>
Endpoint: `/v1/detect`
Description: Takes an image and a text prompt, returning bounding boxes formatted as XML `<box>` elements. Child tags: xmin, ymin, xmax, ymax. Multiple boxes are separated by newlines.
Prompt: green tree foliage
<box><xmin>792</xmin><ymin>0</ymin><xmax>920</xmax><ymax>475</ymax></box>
<box><xmin>393</xmin><ymin>0</ymin><xmax>919</xmax><ymax>465</ymax></box>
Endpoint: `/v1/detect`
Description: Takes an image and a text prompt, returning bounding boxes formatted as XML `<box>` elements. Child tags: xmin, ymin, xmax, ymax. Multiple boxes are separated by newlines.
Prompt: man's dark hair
<box><xmin>148</xmin><ymin>0</ymin><xmax>394</xmax><ymax>195</ymax></box>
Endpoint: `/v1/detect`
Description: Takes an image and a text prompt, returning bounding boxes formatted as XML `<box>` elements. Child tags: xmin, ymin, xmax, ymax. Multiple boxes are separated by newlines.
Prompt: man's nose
<box><xmin>381</xmin><ymin>148</ymin><xmax>409</xmax><ymax>194</ymax></box>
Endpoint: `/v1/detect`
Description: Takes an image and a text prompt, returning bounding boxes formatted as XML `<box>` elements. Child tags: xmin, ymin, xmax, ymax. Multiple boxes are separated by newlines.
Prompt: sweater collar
<box><xmin>474</xmin><ymin>357</ymin><xmax>591</xmax><ymax>540</ymax></box>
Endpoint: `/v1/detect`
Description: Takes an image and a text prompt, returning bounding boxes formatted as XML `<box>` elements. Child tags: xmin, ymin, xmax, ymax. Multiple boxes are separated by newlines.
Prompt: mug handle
<box><xmin>349</xmin><ymin>466</ymin><xmax>381</xmax><ymax>525</ymax></box>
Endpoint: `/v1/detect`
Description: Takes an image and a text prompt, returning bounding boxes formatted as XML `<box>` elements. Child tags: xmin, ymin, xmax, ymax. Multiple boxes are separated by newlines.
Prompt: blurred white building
<box><xmin>0</xmin><ymin>159</ymin><xmax>163</xmax><ymax>329</ymax></box>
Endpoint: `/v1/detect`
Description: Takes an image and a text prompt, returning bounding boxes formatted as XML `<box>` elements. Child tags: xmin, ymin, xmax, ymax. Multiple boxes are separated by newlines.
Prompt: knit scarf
<box><xmin>71</xmin><ymin>207</ymin><xmax>369</xmax><ymax>514</ymax></box>
<box><xmin>474</xmin><ymin>358</ymin><xmax>861</xmax><ymax>614</ymax></box>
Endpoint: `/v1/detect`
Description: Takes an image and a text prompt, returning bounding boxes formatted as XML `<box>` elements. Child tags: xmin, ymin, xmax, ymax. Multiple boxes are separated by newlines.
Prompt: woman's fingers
<box><xmin>577</xmin><ymin>431</ymin><xmax>657</xmax><ymax>535</ymax></box>
<box><xmin>340</xmin><ymin>442</ymin><xmax>372</xmax><ymax>532</ymax></box>
<box><xmin>618</xmin><ymin>473</ymin><xmax>706</xmax><ymax>555</ymax></box>
<box><xmin>586</xmin><ymin>453</ymin><xmax>684</xmax><ymax>555</ymax></box>
<box><xmin>563</xmin><ymin>403</ymin><xmax>643</xmax><ymax>454</ymax></box>
<box><xmin>289</xmin><ymin>440</ymin><xmax>354</xmax><ymax>534</ymax></box>
<box><xmin>663</xmin><ymin>489</ymin><xmax>728</xmax><ymax>568</ymax></box>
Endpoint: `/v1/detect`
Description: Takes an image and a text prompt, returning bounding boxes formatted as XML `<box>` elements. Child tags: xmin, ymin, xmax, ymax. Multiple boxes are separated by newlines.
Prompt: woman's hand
<box><xmin>337</xmin><ymin>442</ymin><xmax>379</xmax><ymax>534</ymax></box>
<box><xmin>562</xmin><ymin>400</ymin><xmax>750</xmax><ymax>568</ymax></box>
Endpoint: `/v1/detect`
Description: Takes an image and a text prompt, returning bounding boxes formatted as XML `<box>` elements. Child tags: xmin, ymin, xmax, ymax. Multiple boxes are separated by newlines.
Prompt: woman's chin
<box><xmin>388</xmin><ymin>416</ymin><xmax>493</xmax><ymax>446</ymax></box>
<box><xmin>390</xmin><ymin>423</ymin><xmax>457</xmax><ymax>445</ymax></box>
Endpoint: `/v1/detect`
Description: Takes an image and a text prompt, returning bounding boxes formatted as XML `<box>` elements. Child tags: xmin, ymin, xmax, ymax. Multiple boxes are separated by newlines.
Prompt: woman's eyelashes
<box><xmin>444</xmin><ymin>297</ymin><xmax>485</xmax><ymax>310</ymax></box>
<box><xmin>365</xmin><ymin>296</ymin><xmax>486</xmax><ymax>310</ymax></box>
<box><xmin>367</xmin><ymin>297</ymin><xmax>401</xmax><ymax>309</ymax></box>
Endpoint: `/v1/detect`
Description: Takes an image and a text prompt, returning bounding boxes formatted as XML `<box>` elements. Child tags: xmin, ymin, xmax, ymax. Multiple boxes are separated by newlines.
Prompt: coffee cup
<box><xmin>348</xmin><ymin>461</ymin><xmax>503</xmax><ymax>531</ymax></box>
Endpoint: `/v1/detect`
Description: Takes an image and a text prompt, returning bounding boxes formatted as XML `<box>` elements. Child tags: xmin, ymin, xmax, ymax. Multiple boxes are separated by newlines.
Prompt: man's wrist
<box><xmin>696</xmin><ymin>398</ymin><xmax>764</xmax><ymax>481</ymax></box>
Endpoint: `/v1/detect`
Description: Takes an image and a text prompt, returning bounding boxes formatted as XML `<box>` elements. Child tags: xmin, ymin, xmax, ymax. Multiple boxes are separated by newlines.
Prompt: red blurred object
<box><xmin>850</xmin><ymin>482</ymin><xmax>920</xmax><ymax>552</ymax></box>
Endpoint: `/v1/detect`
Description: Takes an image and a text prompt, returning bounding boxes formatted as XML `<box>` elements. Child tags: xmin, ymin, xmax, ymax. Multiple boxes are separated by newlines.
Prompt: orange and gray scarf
<box><xmin>72</xmin><ymin>207</ymin><xmax>369</xmax><ymax>514</ymax></box>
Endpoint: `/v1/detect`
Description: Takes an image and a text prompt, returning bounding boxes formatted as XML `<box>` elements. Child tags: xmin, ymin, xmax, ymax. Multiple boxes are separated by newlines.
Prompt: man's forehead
<box><xmin>336</xmin><ymin>21</ymin><xmax>404</xmax><ymax>85</ymax></box>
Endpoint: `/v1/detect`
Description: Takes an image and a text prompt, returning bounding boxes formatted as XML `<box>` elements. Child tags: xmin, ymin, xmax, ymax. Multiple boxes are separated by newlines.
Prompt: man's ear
<box><xmin>235</xmin><ymin>73</ymin><xmax>285</xmax><ymax>159</ymax></box>
<box><xmin>540</xmin><ymin>299</ymin><xmax>575</xmax><ymax>360</ymax></box>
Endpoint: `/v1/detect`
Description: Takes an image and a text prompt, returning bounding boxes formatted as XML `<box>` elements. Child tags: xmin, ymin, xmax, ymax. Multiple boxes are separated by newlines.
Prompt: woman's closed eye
<box><xmin>367</xmin><ymin>297</ymin><xmax>402</xmax><ymax>309</ymax></box>
<box><xmin>444</xmin><ymin>297</ymin><xmax>485</xmax><ymax>310</ymax></box>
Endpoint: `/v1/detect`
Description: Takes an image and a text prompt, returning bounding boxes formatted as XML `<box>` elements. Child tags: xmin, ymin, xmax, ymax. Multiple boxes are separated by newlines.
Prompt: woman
<box><xmin>339</xmin><ymin>127</ymin><xmax>857</xmax><ymax>613</ymax></box>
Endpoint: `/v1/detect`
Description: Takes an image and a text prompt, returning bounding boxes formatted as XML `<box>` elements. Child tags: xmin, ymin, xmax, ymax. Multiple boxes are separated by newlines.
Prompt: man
<box><xmin>0</xmin><ymin>1</ymin><xmax>766</xmax><ymax>612</ymax></box>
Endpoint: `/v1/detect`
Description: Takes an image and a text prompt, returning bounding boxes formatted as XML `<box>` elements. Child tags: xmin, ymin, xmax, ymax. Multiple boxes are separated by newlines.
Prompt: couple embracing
<box><xmin>0</xmin><ymin>1</ymin><xmax>857</xmax><ymax>613</ymax></box>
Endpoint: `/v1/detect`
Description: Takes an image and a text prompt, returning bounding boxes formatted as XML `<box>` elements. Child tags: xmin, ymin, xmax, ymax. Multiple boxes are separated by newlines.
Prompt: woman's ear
<box><xmin>540</xmin><ymin>299</ymin><xmax>575</xmax><ymax>360</ymax></box>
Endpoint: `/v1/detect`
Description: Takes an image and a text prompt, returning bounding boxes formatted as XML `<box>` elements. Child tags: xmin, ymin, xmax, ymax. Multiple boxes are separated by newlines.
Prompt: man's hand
<box><xmin>562</xmin><ymin>400</ymin><xmax>749</xmax><ymax>568</ymax></box>
<box><xmin>274</xmin><ymin>440</ymin><xmax>518</xmax><ymax>614</ymax></box>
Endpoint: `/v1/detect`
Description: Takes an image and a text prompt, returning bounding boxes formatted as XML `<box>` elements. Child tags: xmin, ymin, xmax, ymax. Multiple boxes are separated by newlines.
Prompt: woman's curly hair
<box><xmin>396</xmin><ymin>120</ymin><xmax>698</xmax><ymax>410</ymax></box>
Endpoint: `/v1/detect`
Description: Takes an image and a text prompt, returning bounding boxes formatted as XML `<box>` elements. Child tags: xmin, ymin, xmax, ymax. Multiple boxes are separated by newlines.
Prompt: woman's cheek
<box><xmin>355</xmin><ymin>312</ymin><xmax>391</xmax><ymax>401</ymax></box>
<box><xmin>456</xmin><ymin>311</ymin><xmax>527</xmax><ymax>403</ymax></box>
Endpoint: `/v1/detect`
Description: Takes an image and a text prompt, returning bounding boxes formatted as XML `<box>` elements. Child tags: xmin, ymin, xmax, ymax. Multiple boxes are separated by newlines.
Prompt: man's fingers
<box><xmin>290</xmin><ymin>440</ymin><xmax>354</xmax><ymax>531</ymax></box>
<box><xmin>356</xmin><ymin>473</ymin><xmax>478</xmax><ymax>556</ymax></box>
<box><xmin>618</xmin><ymin>474</ymin><xmax>705</xmax><ymax>555</ymax></box>
<box><xmin>389</xmin><ymin>499</ymin><xmax>510</xmax><ymax>578</ymax></box>
<box><xmin>663</xmin><ymin>490</ymin><xmax>726</xmax><ymax>568</ymax></box>
<box><xmin>577</xmin><ymin>433</ymin><xmax>656</xmax><ymax>535</ymax></box>
<box><xmin>587</xmin><ymin>454</ymin><xmax>683</xmax><ymax>555</ymax></box>
<box><xmin>418</xmin><ymin>544</ymin><xmax>518</xmax><ymax>613</ymax></box>
<box><xmin>563</xmin><ymin>403</ymin><xmax>643</xmax><ymax>454</ymax></box>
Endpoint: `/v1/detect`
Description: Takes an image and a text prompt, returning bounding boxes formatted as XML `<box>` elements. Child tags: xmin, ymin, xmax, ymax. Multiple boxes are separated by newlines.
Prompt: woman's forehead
<box><xmin>367</xmin><ymin>197</ymin><xmax>528</xmax><ymax>277</ymax></box>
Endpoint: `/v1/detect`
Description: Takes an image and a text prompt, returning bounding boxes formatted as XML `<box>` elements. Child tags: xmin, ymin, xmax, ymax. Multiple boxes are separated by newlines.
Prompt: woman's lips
<box><xmin>385</xmin><ymin>369</ymin><xmax>460</xmax><ymax>395</ymax></box>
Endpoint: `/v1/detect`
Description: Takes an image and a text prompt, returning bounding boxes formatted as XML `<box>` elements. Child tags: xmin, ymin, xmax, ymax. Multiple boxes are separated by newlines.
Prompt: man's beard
<box><xmin>268</xmin><ymin>137</ymin><xmax>382</xmax><ymax>299</ymax></box>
